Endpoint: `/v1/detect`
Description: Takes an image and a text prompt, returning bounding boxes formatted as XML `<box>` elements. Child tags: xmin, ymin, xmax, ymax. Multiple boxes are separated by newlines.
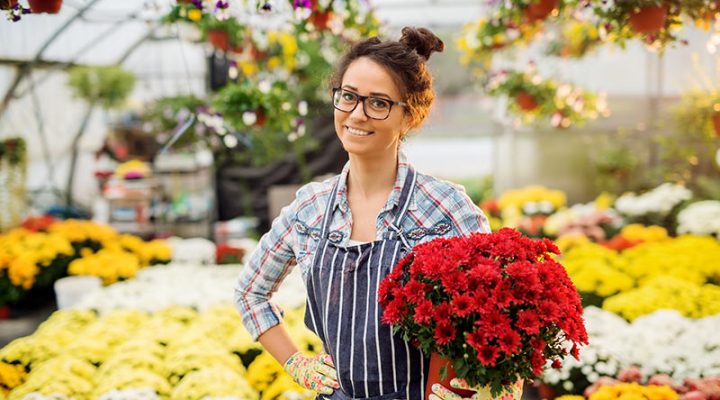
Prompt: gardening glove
<box><xmin>283</xmin><ymin>351</ymin><xmax>340</xmax><ymax>395</ymax></box>
<box><xmin>429</xmin><ymin>378</ymin><xmax>524</xmax><ymax>400</ymax></box>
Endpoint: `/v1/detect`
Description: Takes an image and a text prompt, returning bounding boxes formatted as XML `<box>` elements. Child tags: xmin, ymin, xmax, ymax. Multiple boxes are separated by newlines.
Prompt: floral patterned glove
<box><xmin>283</xmin><ymin>351</ymin><xmax>340</xmax><ymax>395</ymax></box>
<box><xmin>429</xmin><ymin>378</ymin><xmax>524</xmax><ymax>400</ymax></box>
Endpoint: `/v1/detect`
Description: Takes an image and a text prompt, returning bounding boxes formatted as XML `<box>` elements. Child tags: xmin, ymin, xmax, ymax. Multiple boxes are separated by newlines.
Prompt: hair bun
<box><xmin>399</xmin><ymin>27</ymin><xmax>444</xmax><ymax>61</ymax></box>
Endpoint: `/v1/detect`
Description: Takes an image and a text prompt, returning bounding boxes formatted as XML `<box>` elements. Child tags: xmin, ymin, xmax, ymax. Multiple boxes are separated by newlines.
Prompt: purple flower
<box><xmin>215</xmin><ymin>0</ymin><xmax>229</xmax><ymax>9</ymax></box>
<box><xmin>191</xmin><ymin>0</ymin><xmax>203</xmax><ymax>9</ymax></box>
<box><xmin>260</xmin><ymin>2</ymin><xmax>272</xmax><ymax>11</ymax></box>
<box><xmin>292</xmin><ymin>0</ymin><xmax>312</xmax><ymax>10</ymax></box>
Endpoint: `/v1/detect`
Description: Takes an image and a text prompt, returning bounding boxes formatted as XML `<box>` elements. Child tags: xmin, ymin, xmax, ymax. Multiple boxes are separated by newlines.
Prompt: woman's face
<box><xmin>334</xmin><ymin>57</ymin><xmax>411</xmax><ymax>158</ymax></box>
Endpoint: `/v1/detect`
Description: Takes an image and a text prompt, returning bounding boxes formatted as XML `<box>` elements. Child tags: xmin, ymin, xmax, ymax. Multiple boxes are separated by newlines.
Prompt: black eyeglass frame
<box><xmin>331</xmin><ymin>87</ymin><xmax>407</xmax><ymax>121</ymax></box>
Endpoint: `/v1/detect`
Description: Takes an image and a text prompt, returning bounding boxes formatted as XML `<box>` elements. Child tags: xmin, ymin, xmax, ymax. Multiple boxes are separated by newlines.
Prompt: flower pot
<box><xmin>0</xmin><ymin>0</ymin><xmax>18</xmax><ymax>10</ymax></box>
<box><xmin>256</xmin><ymin>109</ymin><xmax>267</xmax><ymax>127</ymax></box>
<box><xmin>712</xmin><ymin>113</ymin><xmax>720</xmax><ymax>137</ymax></box>
<box><xmin>28</xmin><ymin>0</ymin><xmax>62</xmax><ymax>13</ymax></box>
<box><xmin>516</xmin><ymin>92</ymin><xmax>539</xmax><ymax>111</ymax></box>
<box><xmin>207</xmin><ymin>29</ymin><xmax>230</xmax><ymax>52</ymax></box>
<box><xmin>310</xmin><ymin>10</ymin><xmax>333</xmax><ymax>31</ymax></box>
<box><xmin>524</xmin><ymin>0</ymin><xmax>559</xmax><ymax>23</ymax></box>
<box><xmin>628</xmin><ymin>5</ymin><xmax>668</xmax><ymax>34</ymax></box>
<box><xmin>538</xmin><ymin>382</ymin><xmax>558</xmax><ymax>400</ymax></box>
<box><xmin>426</xmin><ymin>353</ymin><xmax>477</xmax><ymax>400</ymax></box>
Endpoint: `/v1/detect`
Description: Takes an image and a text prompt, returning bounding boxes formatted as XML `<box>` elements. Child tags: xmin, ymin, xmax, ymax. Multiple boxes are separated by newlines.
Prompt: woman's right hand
<box><xmin>283</xmin><ymin>351</ymin><xmax>340</xmax><ymax>395</ymax></box>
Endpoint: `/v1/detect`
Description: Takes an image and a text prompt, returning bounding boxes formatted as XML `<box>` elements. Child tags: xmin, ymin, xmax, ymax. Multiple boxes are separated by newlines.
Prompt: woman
<box><xmin>235</xmin><ymin>27</ymin><xmax>512</xmax><ymax>400</ymax></box>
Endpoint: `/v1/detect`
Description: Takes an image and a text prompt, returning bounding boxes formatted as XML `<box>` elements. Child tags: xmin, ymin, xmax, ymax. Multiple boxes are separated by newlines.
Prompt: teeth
<box><xmin>347</xmin><ymin>126</ymin><xmax>372</xmax><ymax>136</ymax></box>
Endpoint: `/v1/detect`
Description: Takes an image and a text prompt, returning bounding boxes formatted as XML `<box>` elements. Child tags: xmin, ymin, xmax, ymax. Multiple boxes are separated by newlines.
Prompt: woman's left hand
<box><xmin>429</xmin><ymin>378</ymin><xmax>523</xmax><ymax>400</ymax></box>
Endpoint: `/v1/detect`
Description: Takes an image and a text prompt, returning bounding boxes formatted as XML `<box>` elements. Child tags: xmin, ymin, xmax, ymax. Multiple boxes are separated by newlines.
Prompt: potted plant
<box><xmin>589</xmin><ymin>0</ymin><xmax>682</xmax><ymax>39</ymax></box>
<box><xmin>200</xmin><ymin>17</ymin><xmax>245</xmax><ymax>52</ymax></box>
<box><xmin>497</xmin><ymin>0</ymin><xmax>563</xmax><ymax>23</ymax></box>
<box><xmin>524</xmin><ymin>0</ymin><xmax>560</xmax><ymax>22</ymax></box>
<box><xmin>484</xmin><ymin>66</ymin><xmax>610</xmax><ymax>128</ymax></box>
<box><xmin>210</xmin><ymin>79</ymin><xmax>313</xmax><ymax>168</ymax></box>
<box><xmin>378</xmin><ymin>229</ymin><xmax>588</xmax><ymax>399</ymax></box>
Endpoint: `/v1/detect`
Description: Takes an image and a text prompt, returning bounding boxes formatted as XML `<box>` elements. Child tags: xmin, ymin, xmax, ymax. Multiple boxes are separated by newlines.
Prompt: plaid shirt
<box><xmin>234</xmin><ymin>150</ymin><xmax>490</xmax><ymax>340</ymax></box>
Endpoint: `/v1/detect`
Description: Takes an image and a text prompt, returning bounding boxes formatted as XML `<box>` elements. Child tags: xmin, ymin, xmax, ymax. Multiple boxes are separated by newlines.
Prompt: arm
<box><xmin>233</xmin><ymin>194</ymin><xmax>339</xmax><ymax>394</ymax></box>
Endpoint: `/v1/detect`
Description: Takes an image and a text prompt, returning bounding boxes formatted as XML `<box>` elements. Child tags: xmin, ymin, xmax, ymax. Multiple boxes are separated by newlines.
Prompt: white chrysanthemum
<box><xmin>677</xmin><ymin>200</ymin><xmax>720</xmax><ymax>237</ymax></box>
<box><xmin>74</xmin><ymin>264</ymin><xmax>307</xmax><ymax>314</ymax></box>
<box><xmin>615</xmin><ymin>183</ymin><xmax>692</xmax><ymax>217</ymax></box>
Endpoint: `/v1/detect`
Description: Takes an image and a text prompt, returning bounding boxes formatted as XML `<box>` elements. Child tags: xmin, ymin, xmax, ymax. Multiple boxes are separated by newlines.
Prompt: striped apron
<box><xmin>304</xmin><ymin>166</ymin><xmax>428</xmax><ymax>400</ymax></box>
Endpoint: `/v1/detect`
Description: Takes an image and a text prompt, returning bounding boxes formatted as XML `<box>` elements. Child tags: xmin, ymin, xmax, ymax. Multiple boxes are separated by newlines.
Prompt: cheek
<box><xmin>334</xmin><ymin>109</ymin><xmax>346</xmax><ymax>126</ymax></box>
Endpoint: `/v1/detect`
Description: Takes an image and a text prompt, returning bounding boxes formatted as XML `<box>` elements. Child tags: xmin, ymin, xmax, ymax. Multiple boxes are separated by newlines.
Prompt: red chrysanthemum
<box><xmin>377</xmin><ymin>229</ymin><xmax>588</xmax><ymax>392</ymax></box>
<box><xmin>516</xmin><ymin>309</ymin><xmax>541</xmax><ymax>335</ymax></box>
<box><xmin>477</xmin><ymin>344</ymin><xmax>499</xmax><ymax>366</ymax></box>
<box><xmin>451</xmin><ymin>293</ymin><xmax>475</xmax><ymax>318</ymax></box>
<box><xmin>413</xmin><ymin>299</ymin><xmax>434</xmax><ymax>325</ymax></box>
<box><xmin>434</xmin><ymin>321</ymin><xmax>456</xmax><ymax>346</ymax></box>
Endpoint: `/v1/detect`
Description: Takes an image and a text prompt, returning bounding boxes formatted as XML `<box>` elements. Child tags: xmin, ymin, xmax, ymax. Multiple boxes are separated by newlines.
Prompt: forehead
<box><xmin>341</xmin><ymin>57</ymin><xmax>402</xmax><ymax>99</ymax></box>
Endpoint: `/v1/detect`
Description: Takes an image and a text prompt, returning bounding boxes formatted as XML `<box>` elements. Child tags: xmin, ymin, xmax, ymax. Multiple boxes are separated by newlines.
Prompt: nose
<box><xmin>349</xmin><ymin>99</ymin><xmax>369</xmax><ymax>121</ymax></box>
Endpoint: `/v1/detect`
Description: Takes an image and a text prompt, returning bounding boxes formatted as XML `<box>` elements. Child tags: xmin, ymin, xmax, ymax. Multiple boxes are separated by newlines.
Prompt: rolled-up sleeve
<box><xmin>234</xmin><ymin>198</ymin><xmax>298</xmax><ymax>341</ymax></box>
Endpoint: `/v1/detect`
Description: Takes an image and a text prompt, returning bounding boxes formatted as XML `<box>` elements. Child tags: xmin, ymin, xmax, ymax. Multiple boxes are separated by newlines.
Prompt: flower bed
<box><xmin>0</xmin><ymin>305</ymin><xmax>319</xmax><ymax>399</ymax></box>
<box><xmin>0</xmin><ymin>220</ymin><xmax>171</xmax><ymax>309</ymax></box>
<box><xmin>542</xmin><ymin>307</ymin><xmax>720</xmax><ymax>397</ymax></box>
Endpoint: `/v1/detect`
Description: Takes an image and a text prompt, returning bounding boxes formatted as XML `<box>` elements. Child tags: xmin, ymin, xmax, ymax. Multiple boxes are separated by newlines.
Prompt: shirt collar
<box><xmin>335</xmin><ymin>148</ymin><xmax>417</xmax><ymax>214</ymax></box>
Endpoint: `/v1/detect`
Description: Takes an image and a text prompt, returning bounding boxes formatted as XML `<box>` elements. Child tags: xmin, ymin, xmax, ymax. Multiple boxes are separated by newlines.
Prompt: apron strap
<box><xmin>385</xmin><ymin>167</ymin><xmax>416</xmax><ymax>247</ymax></box>
<box><xmin>321</xmin><ymin>166</ymin><xmax>417</xmax><ymax>243</ymax></box>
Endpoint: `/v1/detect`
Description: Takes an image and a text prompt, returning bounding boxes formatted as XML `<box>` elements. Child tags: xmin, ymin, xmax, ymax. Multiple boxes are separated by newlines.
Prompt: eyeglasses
<box><xmin>332</xmin><ymin>87</ymin><xmax>407</xmax><ymax>120</ymax></box>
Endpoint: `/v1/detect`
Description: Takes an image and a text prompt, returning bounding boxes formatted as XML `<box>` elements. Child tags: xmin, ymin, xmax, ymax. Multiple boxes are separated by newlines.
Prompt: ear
<box><xmin>400</xmin><ymin>113</ymin><xmax>413</xmax><ymax>137</ymax></box>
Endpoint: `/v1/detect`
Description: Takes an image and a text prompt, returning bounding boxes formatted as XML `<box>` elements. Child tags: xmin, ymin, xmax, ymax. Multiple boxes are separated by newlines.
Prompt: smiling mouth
<box><xmin>345</xmin><ymin>126</ymin><xmax>374</xmax><ymax>137</ymax></box>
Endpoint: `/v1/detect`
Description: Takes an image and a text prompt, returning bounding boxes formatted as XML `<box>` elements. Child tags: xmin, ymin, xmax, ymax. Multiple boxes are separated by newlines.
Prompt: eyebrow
<box><xmin>342</xmin><ymin>85</ymin><xmax>393</xmax><ymax>99</ymax></box>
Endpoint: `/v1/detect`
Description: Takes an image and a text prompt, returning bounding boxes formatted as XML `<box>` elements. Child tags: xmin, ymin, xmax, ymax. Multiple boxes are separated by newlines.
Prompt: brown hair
<box><xmin>330</xmin><ymin>27</ymin><xmax>445</xmax><ymax>133</ymax></box>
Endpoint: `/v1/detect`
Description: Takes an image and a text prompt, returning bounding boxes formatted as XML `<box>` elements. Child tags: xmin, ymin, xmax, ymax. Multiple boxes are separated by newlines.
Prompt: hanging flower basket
<box><xmin>28</xmin><ymin>0</ymin><xmax>62</xmax><ymax>13</ymax></box>
<box><xmin>516</xmin><ymin>91</ymin><xmax>539</xmax><ymax>111</ymax></box>
<box><xmin>628</xmin><ymin>5</ymin><xmax>668</xmax><ymax>34</ymax></box>
<box><xmin>207</xmin><ymin>29</ymin><xmax>230</xmax><ymax>51</ymax></box>
<box><xmin>426</xmin><ymin>353</ymin><xmax>477</xmax><ymax>399</ymax></box>
<box><xmin>524</xmin><ymin>0</ymin><xmax>559</xmax><ymax>23</ymax></box>
<box><xmin>712</xmin><ymin>112</ymin><xmax>720</xmax><ymax>137</ymax></box>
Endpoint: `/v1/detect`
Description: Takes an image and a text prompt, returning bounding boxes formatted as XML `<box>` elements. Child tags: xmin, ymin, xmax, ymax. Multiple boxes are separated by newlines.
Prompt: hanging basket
<box><xmin>516</xmin><ymin>91</ymin><xmax>539</xmax><ymax>111</ymax></box>
<box><xmin>28</xmin><ymin>0</ymin><xmax>62</xmax><ymax>13</ymax></box>
<box><xmin>628</xmin><ymin>5</ymin><xmax>668</xmax><ymax>34</ymax></box>
<box><xmin>524</xmin><ymin>0</ymin><xmax>559</xmax><ymax>23</ymax></box>
<box><xmin>712</xmin><ymin>112</ymin><xmax>720</xmax><ymax>137</ymax></box>
<box><xmin>425</xmin><ymin>353</ymin><xmax>477</xmax><ymax>400</ymax></box>
<box><xmin>207</xmin><ymin>29</ymin><xmax>230</xmax><ymax>52</ymax></box>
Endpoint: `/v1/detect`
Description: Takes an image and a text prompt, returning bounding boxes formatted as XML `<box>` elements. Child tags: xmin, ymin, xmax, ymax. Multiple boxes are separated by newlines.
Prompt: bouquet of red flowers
<box><xmin>378</xmin><ymin>228</ymin><xmax>588</xmax><ymax>397</ymax></box>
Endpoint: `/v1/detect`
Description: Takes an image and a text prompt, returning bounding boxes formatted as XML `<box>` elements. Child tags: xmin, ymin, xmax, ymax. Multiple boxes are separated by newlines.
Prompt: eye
<box><xmin>341</xmin><ymin>91</ymin><xmax>357</xmax><ymax>102</ymax></box>
<box><xmin>369</xmin><ymin>97</ymin><xmax>390</xmax><ymax>110</ymax></box>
